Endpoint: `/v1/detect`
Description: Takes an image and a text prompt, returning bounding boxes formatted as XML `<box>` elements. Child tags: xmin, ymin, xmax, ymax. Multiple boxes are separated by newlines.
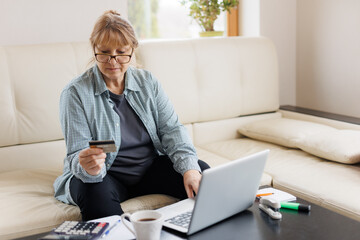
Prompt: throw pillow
<box><xmin>237</xmin><ymin>118</ymin><xmax>334</xmax><ymax>148</ymax></box>
<box><xmin>238</xmin><ymin>118</ymin><xmax>360</xmax><ymax>164</ymax></box>
<box><xmin>296</xmin><ymin>129</ymin><xmax>360</xmax><ymax>164</ymax></box>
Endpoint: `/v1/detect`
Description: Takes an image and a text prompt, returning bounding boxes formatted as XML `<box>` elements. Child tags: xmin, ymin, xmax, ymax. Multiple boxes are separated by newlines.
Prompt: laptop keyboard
<box><xmin>165</xmin><ymin>211</ymin><xmax>192</xmax><ymax>229</ymax></box>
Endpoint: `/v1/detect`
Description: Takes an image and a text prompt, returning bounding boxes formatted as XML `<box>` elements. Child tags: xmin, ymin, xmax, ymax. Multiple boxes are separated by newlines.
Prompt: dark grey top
<box><xmin>108</xmin><ymin>91</ymin><xmax>158</xmax><ymax>185</ymax></box>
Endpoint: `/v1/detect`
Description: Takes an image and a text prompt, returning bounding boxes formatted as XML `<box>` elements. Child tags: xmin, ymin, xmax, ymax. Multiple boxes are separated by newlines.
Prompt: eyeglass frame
<box><xmin>94</xmin><ymin>48</ymin><xmax>134</xmax><ymax>64</ymax></box>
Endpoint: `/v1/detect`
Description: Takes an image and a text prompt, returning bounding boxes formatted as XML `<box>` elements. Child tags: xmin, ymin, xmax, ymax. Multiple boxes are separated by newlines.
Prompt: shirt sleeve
<box><xmin>59</xmin><ymin>86</ymin><xmax>105</xmax><ymax>183</ymax></box>
<box><xmin>151</xmin><ymin>74</ymin><xmax>201</xmax><ymax>175</ymax></box>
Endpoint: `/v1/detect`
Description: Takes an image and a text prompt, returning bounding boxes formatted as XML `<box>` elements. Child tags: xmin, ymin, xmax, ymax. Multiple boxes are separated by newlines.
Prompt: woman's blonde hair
<box><xmin>90</xmin><ymin>10</ymin><xmax>138</xmax><ymax>51</ymax></box>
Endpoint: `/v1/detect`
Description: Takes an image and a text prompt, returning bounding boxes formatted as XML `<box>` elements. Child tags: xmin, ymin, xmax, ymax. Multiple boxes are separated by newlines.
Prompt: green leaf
<box><xmin>179</xmin><ymin>0</ymin><xmax>239</xmax><ymax>32</ymax></box>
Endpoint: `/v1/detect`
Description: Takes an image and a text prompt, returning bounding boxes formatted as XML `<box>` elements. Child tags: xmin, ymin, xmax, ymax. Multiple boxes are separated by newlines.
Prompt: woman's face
<box><xmin>94</xmin><ymin>44</ymin><xmax>133</xmax><ymax>82</ymax></box>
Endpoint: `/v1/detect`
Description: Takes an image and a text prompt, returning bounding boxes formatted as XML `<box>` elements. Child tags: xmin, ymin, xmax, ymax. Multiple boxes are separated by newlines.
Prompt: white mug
<box><xmin>121</xmin><ymin>210</ymin><xmax>164</xmax><ymax>240</ymax></box>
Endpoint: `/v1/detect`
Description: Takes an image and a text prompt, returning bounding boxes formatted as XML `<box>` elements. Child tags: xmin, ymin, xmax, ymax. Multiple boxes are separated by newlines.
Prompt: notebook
<box><xmin>257</xmin><ymin>187</ymin><xmax>296</xmax><ymax>202</ymax></box>
<box><xmin>157</xmin><ymin>149</ymin><xmax>269</xmax><ymax>235</ymax></box>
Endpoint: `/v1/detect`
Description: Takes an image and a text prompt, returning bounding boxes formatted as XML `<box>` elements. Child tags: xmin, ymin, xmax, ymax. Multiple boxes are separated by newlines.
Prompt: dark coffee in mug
<box><xmin>138</xmin><ymin>218</ymin><xmax>156</xmax><ymax>222</ymax></box>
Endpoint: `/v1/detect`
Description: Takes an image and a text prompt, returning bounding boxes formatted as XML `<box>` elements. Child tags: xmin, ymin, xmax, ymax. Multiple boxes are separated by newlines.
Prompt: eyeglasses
<box><xmin>94</xmin><ymin>48</ymin><xmax>134</xmax><ymax>64</ymax></box>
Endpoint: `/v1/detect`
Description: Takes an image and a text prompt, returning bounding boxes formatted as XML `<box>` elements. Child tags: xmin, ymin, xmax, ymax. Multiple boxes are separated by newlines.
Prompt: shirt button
<box><xmin>116</xmin><ymin>123</ymin><xmax>119</xmax><ymax>127</ymax></box>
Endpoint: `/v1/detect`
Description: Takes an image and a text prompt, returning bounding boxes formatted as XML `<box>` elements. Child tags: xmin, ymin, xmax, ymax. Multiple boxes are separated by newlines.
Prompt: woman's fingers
<box><xmin>183</xmin><ymin>170</ymin><xmax>202</xmax><ymax>198</ymax></box>
<box><xmin>78</xmin><ymin>148</ymin><xmax>106</xmax><ymax>175</ymax></box>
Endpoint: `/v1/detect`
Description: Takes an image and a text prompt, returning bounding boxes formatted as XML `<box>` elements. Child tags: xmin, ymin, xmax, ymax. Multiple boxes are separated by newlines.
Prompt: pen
<box><xmin>280</xmin><ymin>202</ymin><xmax>311</xmax><ymax>212</ymax></box>
<box><xmin>101</xmin><ymin>219</ymin><xmax>121</xmax><ymax>238</ymax></box>
<box><xmin>256</xmin><ymin>193</ymin><xmax>274</xmax><ymax>198</ymax></box>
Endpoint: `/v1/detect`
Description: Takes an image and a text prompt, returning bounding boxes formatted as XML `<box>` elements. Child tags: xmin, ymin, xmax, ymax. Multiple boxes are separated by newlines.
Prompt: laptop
<box><xmin>157</xmin><ymin>149</ymin><xmax>269</xmax><ymax>235</ymax></box>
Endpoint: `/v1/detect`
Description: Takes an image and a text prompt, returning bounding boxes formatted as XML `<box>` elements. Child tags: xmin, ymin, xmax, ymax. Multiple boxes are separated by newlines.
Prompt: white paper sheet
<box><xmin>89</xmin><ymin>215</ymin><xmax>135</xmax><ymax>240</ymax></box>
<box><xmin>257</xmin><ymin>187</ymin><xmax>296</xmax><ymax>202</ymax></box>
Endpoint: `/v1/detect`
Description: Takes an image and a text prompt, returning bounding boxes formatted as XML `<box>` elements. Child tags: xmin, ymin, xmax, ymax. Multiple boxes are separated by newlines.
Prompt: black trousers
<box><xmin>70</xmin><ymin>156</ymin><xmax>210</xmax><ymax>221</ymax></box>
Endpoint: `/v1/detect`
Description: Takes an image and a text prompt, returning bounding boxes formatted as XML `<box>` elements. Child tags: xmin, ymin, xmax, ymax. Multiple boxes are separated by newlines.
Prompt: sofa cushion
<box><xmin>295</xmin><ymin>129</ymin><xmax>360</xmax><ymax>164</ymax></box>
<box><xmin>121</xmin><ymin>194</ymin><xmax>178</xmax><ymax>214</ymax></box>
<box><xmin>195</xmin><ymin>146</ymin><xmax>272</xmax><ymax>186</ymax></box>
<box><xmin>199</xmin><ymin>138</ymin><xmax>360</xmax><ymax>221</ymax></box>
<box><xmin>0</xmin><ymin>170</ymin><xmax>81</xmax><ymax>239</ymax></box>
<box><xmin>0</xmin><ymin>140</ymin><xmax>66</xmax><ymax>173</ymax></box>
<box><xmin>237</xmin><ymin>118</ymin><xmax>334</xmax><ymax>148</ymax></box>
<box><xmin>0</xmin><ymin>170</ymin><xmax>179</xmax><ymax>239</ymax></box>
<box><xmin>238</xmin><ymin>118</ymin><xmax>360</xmax><ymax>164</ymax></box>
<box><xmin>195</xmin><ymin>146</ymin><xmax>232</xmax><ymax>167</ymax></box>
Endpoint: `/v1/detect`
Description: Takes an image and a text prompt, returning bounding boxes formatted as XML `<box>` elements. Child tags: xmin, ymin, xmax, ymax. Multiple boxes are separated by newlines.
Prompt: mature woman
<box><xmin>53</xmin><ymin>10</ymin><xmax>209</xmax><ymax>221</ymax></box>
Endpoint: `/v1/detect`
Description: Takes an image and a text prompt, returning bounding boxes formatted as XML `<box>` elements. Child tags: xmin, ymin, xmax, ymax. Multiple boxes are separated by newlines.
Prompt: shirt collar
<box><xmin>124</xmin><ymin>67</ymin><xmax>141</xmax><ymax>93</ymax></box>
<box><xmin>93</xmin><ymin>65</ymin><xmax>108</xmax><ymax>96</ymax></box>
<box><xmin>92</xmin><ymin>65</ymin><xmax>141</xmax><ymax>96</ymax></box>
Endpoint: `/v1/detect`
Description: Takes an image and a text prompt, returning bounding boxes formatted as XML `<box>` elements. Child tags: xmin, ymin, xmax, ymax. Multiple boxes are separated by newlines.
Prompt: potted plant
<box><xmin>180</xmin><ymin>0</ymin><xmax>239</xmax><ymax>37</ymax></box>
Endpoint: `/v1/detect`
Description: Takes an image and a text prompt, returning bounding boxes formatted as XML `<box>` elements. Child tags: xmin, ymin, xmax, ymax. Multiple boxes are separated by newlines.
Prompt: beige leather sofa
<box><xmin>1</xmin><ymin>37</ymin><xmax>359</xmax><ymax>239</ymax></box>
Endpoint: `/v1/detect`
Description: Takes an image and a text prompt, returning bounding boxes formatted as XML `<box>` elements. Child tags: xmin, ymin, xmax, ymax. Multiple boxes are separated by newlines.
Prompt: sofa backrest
<box><xmin>0</xmin><ymin>37</ymin><xmax>279</xmax><ymax>172</ymax></box>
<box><xmin>0</xmin><ymin>42</ymin><xmax>93</xmax><ymax>148</ymax></box>
<box><xmin>136</xmin><ymin>37</ymin><xmax>279</xmax><ymax>123</ymax></box>
<box><xmin>0</xmin><ymin>42</ymin><xmax>94</xmax><ymax>172</ymax></box>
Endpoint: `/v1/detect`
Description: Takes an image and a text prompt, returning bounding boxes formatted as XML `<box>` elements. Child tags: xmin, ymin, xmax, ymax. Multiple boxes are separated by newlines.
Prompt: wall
<box><xmin>239</xmin><ymin>0</ymin><xmax>297</xmax><ymax>106</ymax></box>
<box><xmin>241</xmin><ymin>0</ymin><xmax>360</xmax><ymax>118</ymax></box>
<box><xmin>239</xmin><ymin>0</ymin><xmax>260</xmax><ymax>36</ymax></box>
<box><xmin>296</xmin><ymin>0</ymin><xmax>360</xmax><ymax>118</ymax></box>
<box><xmin>260</xmin><ymin>0</ymin><xmax>297</xmax><ymax>106</ymax></box>
<box><xmin>0</xmin><ymin>0</ymin><xmax>127</xmax><ymax>46</ymax></box>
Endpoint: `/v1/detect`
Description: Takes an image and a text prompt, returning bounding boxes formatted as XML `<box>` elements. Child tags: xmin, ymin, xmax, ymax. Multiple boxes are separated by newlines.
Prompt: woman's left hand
<box><xmin>183</xmin><ymin>170</ymin><xmax>202</xmax><ymax>198</ymax></box>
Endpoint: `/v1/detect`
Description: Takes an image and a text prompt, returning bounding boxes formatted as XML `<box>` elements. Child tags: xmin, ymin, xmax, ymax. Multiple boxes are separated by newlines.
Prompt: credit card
<box><xmin>89</xmin><ymin>140</ymin><xmax>117</xmax><ymax>153</ymax></box>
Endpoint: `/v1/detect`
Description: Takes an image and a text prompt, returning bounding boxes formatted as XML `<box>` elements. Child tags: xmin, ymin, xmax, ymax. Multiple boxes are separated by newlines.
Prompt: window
<box><xmin>128</xmin><ymin>0</ymin><xmax>226</xmax><ymax>39</ymax></box>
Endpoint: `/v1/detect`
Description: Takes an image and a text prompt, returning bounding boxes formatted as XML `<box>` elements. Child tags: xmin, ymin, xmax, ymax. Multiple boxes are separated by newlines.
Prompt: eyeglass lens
<box><xmin>96</xmin><ymin>55</ymin><xmax>131</xmax><ymax>63</ymax></box>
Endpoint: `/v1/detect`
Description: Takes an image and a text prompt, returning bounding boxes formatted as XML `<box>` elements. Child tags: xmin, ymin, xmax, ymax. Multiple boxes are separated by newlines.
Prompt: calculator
<box><xmin>39</xmin><ymin>221</ymin><xmax>109</xmax><ymax>240</ymax></box>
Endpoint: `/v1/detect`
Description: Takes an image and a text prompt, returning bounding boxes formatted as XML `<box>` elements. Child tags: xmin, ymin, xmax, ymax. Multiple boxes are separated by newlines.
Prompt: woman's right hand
<box><xmin>78</xmin><ymin>148</ymin><xmax>106</xmax><ymax>176</ymax></box>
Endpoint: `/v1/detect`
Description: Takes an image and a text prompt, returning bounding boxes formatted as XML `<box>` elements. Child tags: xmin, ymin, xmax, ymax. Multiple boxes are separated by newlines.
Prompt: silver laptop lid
<box><xmin>187</xmin><ymin>149</ymin><xmax>269</xmax><ymax>235</ymax></box>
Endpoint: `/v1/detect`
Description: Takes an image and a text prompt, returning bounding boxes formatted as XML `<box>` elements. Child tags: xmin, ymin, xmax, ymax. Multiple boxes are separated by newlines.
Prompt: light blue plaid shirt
<box><xmin>54</xmin><ymin>65</ymin><xmax>200</xmax><ymax>205</ymax></box>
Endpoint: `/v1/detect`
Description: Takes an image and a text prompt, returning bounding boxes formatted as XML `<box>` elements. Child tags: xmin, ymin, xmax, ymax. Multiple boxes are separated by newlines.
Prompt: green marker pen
<box><xmin>280</xmin><ymin>202</ymin><xmax>311</xmax><ymax>212</ymax></box>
